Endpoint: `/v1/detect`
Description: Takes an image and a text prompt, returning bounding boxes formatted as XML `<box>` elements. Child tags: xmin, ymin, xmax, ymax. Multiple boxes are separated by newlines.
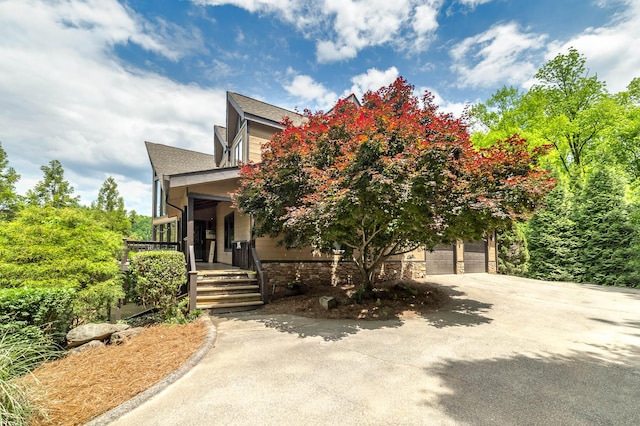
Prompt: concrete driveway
<box><xmin>110</xmin><ymin>274</ymin><xmax>640</xmax><ymax>425</ymax></box>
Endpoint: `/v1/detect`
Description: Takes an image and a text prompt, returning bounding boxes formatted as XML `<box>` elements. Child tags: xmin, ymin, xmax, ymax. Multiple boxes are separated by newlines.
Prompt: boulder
<box><xmin>66</xmin><ymin>323</ymin><xmax>130</xmax><ymax>348</ymax></box>
<box><xmin>110</xmin><ymin>327</ymin><xmax>144</xmax><ymax>345</ymax></box>
<box><xmin>319</xmin><ymin>296</ymin><xmax>338</xmax><ymax>310</ymax></box>
<box><xmin>68</xmin><ymin>340</ymin><xmax>106</xmax><ymax>355</ymax></box>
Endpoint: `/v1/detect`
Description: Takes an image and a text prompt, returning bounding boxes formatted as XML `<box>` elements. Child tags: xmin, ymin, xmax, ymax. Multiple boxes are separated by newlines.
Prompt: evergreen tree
<box><xmin>26</xmin><ymin>160</ymin><xmax>79</xmax><ymax>208</ymax></box>
<box><xmin>527</xmin><ymin>185</ymin><xmax>580</xmax><ymax>281</ymax></box>
<box><xmin>574</xmin><ymin>168</ymin><xmax>639</xmax><ymax>286</ymax></box>
<box><xmin>497</xmin><ymin>223</ymin><xmax>529</xmax><ymax>276</ymax></box>
<box><xmin>0</xmin><ymin>142</ymin><xmax>20</xmax><ymax>221</ymax></box>
<box><xmin>92</xmin><ymin>177</ymin><xmax>130</xmax><ymax>235</ymax></box>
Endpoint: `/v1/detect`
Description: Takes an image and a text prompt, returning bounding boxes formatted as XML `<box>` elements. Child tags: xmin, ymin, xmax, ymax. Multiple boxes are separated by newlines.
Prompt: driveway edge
<box><xmin>84</xmin><ymin>315</ymin><xmax>217</xmax><ymax>426</ymax></box>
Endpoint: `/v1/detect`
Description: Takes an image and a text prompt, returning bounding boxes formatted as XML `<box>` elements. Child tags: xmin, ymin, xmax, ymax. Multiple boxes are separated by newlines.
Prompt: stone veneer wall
<box><xmin>263</xmin><ymin>259</ymin><xmax>428</xmax><ymax>288</ymax></box>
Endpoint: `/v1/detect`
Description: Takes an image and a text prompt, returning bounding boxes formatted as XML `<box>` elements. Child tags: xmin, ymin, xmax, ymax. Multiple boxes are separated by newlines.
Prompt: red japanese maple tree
<box><xmin>233</xmin><ymin>78</ymin><xmax>554</xmax><ymax>290</ymax></box>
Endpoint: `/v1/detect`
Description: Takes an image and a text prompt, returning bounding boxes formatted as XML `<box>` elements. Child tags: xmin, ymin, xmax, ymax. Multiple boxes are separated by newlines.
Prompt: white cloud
<box><xmin>420</xmin><ymin>87</ymin><xmax>470</xmax><ymax>118</ymax></box>
<box><xmin>544</xmin><ymin>0</ymin><xmax>640</xmax><ymax>93</ymax></box>
<box><xmin>283</xmin><ymin>73</ymin><xmax>338</xmax><ymax>110</ymax></box>
<box><xmin>457</xmin><ymin>0</ymin><xmax>493</xmax><ymax>8</ymax></box>
<box><xmin>346</xmin><ymin>67</ymin><xmax>401</xmax><ymax>99</ymax></box>
<box><xmin>194</xmin><ymin>0</ymin><xmax>444</xmax><ymax>63</ymax></box>
<box><xmin>0</xmin><ymin>0</ymin><xmax>224</xmax><ymax>214</ymax></box>
<box><xmin>283</xmin><ymin>66</ymin><xmax>400</xmax><ymax>111</ymax></box>
<box><xmin>450</xmin><ymin>22</ymin><xmax>547</xmax><ymax>89</ymax></box>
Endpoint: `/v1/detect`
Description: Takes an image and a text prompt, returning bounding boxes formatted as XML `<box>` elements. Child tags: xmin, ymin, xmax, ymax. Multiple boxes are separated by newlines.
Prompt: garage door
<box><xmin>425</xmin><ymin>245</ymin><xmax>455</xmax><ymax>274</ymax></box>
<box><xmin>464</xmin><ymin>241</ymin><xmax>487</xmax><ymax>273</ymax></box>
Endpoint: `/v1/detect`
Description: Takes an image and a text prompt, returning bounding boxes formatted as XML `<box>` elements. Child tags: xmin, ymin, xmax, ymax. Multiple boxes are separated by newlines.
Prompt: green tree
<box><xmin>527</xmin><ymin>185</ymin><xmax>580</xmax><ymax>282</ymax></box>
<box><xmin>129</xmin><ymin>211</ymin><xmax>152</xmax><ymax>240</ymax></box>
<box><xmin>92</xmin><ymin>176</ymin><xmax>130</xmax><ymax>235</ymax></box>
<box><xmin>573</xmin><ymin>168</ymin><xmax>639</xmax><ymax>287</ymax></box>
<box><xmin>26</xmin><ymin>160</ymin><xmax>79</xmax><ymax>208</ymax></box>
<box><xmin>0</xmin><ymin>142</ymin><xmax>20</xmax><ymax>221</ymax></box>
<box><xmin>234</xmin><ymin>78</ymin><xmax>554</xmax><ymax>290</ymax></box>
<box><xmin>528</xmin><ymin>47</ymin><xmax>612</xmax><ymax>178</ymax></box>
<box><xmin>497</xmin><ymin>223</ymin><xmax>529</xmax><ymax>276</ymax></box>
<box><xmin>607</xmin><ymin>78</ymin><xmax>640</xmax><ymax>179</ymax></box>
<box><xmin>0</xmin><ymin>206</ymin><xmax>123</xmax><ymax>319</ymax></box>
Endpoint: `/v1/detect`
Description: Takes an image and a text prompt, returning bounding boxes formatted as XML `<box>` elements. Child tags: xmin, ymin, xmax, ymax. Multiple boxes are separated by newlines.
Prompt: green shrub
<box><xmin>0</xmin><ymin>206</ymin><xmax>124</xmax><ymax>322</ymax></box>
<box><xmin>0</xmin><ymin>287</ymin><xmax>76</xmax><ymax>344</ymax></box>
<box><xmin>0</xmin><ymin>330</ymin><xmax>57</xmax><ymax>426</ymax></box>
<box><xmin>130</xmin><ymin>251</ymin><xmax>186</xmax><ymax>321</ymax></box>
<box><xmin>0</xmin><ymin>206</ymin><xmax>122</xmax><ymax>289</ymax></box>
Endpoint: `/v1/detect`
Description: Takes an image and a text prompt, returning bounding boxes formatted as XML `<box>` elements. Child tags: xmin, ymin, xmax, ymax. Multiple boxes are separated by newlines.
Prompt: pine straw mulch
<box><xmin>22</xmin><ymin>319</ymin><xmax>208</xmax><ymax>426</ymax></box>
<box><xmin>260</xmin><ymin>279</ymin><xmax>449</xmax><ymax>320</ymax></box>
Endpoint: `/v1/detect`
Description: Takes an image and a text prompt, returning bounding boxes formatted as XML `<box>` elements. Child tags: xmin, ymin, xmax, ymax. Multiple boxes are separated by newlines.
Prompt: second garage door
<box><xmin>463</xmin><ymin>241</ymin><xmax>487</xmax><ymax>273</ymax></box>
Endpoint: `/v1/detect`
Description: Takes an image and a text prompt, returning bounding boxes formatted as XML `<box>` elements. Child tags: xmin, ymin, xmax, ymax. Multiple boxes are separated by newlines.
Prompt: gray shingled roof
<box><xmin>145</xmin><ymin>141</ymin><xmax>215</xmax><ymax>178</ymax></box>
<box><xmin>228</xmin><ymin>92</ymin><xmax>305</xmax><ymax>126</ymax></box>
<box><xmin>214</xmin><ymin>125</ymin><xmax>227</xmax><ymax>142</ymax></box>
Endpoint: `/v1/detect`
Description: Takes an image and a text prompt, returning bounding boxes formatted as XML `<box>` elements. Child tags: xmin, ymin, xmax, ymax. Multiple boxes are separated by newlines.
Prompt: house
<box><xmin>146</xmin><ymin>91</ymin><xmax>497</xmax><ymax>311</ymax></box>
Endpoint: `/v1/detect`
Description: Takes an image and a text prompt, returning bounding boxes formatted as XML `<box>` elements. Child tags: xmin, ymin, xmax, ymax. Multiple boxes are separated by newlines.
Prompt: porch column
<box><xmin>455</xmin><ymin>239</ymin><xmax>465</xmax><ymax>274</ymax></box>
<box><xmin>186</xmin><ymin>197</ymin><xmax>195</xmax><ymax>251</ymax></box>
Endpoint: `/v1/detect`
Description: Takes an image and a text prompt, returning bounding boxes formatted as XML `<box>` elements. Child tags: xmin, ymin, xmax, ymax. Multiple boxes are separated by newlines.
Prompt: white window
<box><xmin>234</xmin><ymin>138</ymin><xmax>244</xmax><ymax>165</ymax></box>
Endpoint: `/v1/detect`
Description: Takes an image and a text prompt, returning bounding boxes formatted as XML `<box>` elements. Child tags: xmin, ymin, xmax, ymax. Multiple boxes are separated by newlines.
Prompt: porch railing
<box><xmin>233</xmin><ymin>240</ymin><xmax>269</xmax><ymax>304</ymax></box>
<box><xmin>188</xmin><ymin>245</ymin><xmax>198</xmax><ymax>312</ymax></box>
<box><xmin>121</xmin><ymin>239</ymin><xmax>180</xmax><ymax>271</ymax></box>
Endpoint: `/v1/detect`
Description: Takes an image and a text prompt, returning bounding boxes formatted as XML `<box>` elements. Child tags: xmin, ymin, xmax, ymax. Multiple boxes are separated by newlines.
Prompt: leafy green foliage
<box><xmin>0</xmin><ymin>287</ymin><xmax>76</xmax><ymax>344</ymax></box>
<box><xmin>0</xmin><ymin>142</ymin><xmax>20</xmax><ymax>221</ymax></box>
<box><xmin>0</xmin><ymin>330</ymin><xmax>57</xmax><ymax>426</ymax></box>
<box><xmin>91</xmin><ymin>176</ymin><xmax>131</xmax><ymax>236</ymax></box>
<box><xmin>497</xmin><ymin>224</ymin><xmax>529</xmax><ymax>276</ymax></box>
<box><xmin>0</xmin><ymin>206</ymin><xmax>123</xmax><ymax>321</ymax></box>
<box><xmin>128</xmin><ymin>211</ymin><xmax>152</xmax><ymax>241</ymax></box>
<box><xmin>573</xmin><ymin>168</ymin><xmax>639</xmax><ymax>286</ymax></box>
<box><xmin>26</xmin><ymin>160</ymin><xmax>79</xmax><ymax>208</ymax></box>
<box><xmin>527</xmin><ymin>185</ymin><xmax>580</xmax><ymax>282</ymax></box>
<box><xmin>130</xmin><ymin>251</ymin><xmax>186</xmax><ymax>321</ymax></box>
<box><xmin>235</xmin><ymin>78</ymin><xmax>554</xmax><ymax>289</ymax></box>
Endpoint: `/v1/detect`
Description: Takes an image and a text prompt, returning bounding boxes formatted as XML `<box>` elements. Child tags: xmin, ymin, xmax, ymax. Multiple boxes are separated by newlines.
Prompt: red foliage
<box><xmin>233</xmin><ymin>77</ymin><xmax>554</xmax><ymax>287</ymax></box>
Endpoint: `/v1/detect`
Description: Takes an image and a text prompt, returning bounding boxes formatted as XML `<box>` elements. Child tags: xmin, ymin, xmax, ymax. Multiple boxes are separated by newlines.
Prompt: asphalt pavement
<box><xmin>107</xmin><ymin>274</ymin><xmax>640</xmax><ymax>425</ymax></box>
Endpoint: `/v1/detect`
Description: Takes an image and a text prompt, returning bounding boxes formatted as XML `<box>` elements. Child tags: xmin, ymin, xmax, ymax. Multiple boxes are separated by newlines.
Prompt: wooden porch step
<box><xmin>197</xmin><ymin>277</ymin><xmax>257</xmax><ymax>284</ymax></box>
<box><xmin>197</xmin><ymin>284</ymin><xmax>258</xmax><ymax>292</ymax></box>
<box><xmin>197</xmin><ymin>293</ymin><xmax>261</xmax><ymax>302</ymax></box>
<box><xmin>196</xmin><ymin>300</ymin><xmax>264</xmax><ymax>310</ymax></box>
<box><xmin>197</xmin><ymin>270</ymin><xmax>254</xmax><ymax>277</ymax></box>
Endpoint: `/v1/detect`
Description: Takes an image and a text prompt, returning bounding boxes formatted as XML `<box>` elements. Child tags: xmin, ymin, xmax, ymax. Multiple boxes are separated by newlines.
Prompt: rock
<box><xmin>68</xmin><ymin>340</ymin><xmax>106</xmax><ymax>355</ymax></box>
<box><xmin>319</xmin><ymin>296</ymin><xmax>338</xmax><ymax>310</ymax></box>
<box><xmin>66</xmin><ymin>323</ymin><xmax>130</xmax><ymax>348</ymax></box>
<box><xmin>110</xmin><ymin>327</ymin><xmax>144</xmax><ymax>345</ymax></box>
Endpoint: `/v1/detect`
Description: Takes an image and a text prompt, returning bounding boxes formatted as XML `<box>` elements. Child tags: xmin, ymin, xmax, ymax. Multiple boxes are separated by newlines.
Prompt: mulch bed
<box><xmin>23</xmin><ymin>320</ymin><xmax>207</xmax><ymax>426</ymax></box>
<box><xmin>260</xmin><ymin>279</ymin><xmax>449</xmax><ymax>320</ymax></box>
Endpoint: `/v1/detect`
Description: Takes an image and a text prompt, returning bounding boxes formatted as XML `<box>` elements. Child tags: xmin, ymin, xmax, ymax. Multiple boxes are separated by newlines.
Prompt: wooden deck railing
<box><xmin>233</xmin><ymin>240</ymin><xmax>269</xmax><ymax>303</ymax></box>
<box><xmin>188</xmin><ymin>245</ymin><xmax>198</xmax><ymax>312</ymax></box>
<box><xmin>121</xmin><ymin>239</ymin><xmax>180</xmax><ymax>271</ymax></box>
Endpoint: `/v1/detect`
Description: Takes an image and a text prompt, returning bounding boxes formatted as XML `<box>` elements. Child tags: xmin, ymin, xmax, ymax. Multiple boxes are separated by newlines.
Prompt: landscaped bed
<box><xmin>260</xmin><ymin>279</ymin><xmax>449</xmax><ymax>320</ymax></box>
<box><xmin>21</xmin><ymin>320</ymin><xmax>207</xmax><ymax>426</ymax></box>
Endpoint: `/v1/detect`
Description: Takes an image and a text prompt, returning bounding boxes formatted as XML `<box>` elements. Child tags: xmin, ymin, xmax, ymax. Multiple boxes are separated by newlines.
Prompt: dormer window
<box><xmin>233</xmin><ymin>137</ymin><xmax>243</xmax><ymax>165</ymax></box>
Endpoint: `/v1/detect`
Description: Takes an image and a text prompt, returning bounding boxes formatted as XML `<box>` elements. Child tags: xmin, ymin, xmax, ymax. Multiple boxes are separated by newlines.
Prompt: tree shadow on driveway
<box><xmin>218</xmin><ymin>283</ymin><xmax>493</xmax><ymax>340</ymax></box>
<box><xmin>421</xmin><ymin>283</ymin><xmax>493</xmax><ymax>328</ymax></box>
<box><xmin>218</xmin><ymin>312</ymin><xmax>404</xmax><ymax>341</ymax></box>
<box><xmin>423</xmin><ymin>344</ymin><xmax>640</xmax><ymax>425</ymax></box>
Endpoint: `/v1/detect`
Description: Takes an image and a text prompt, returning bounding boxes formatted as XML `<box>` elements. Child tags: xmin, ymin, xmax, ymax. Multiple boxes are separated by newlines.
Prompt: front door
<box><xmin>194</xmin><ymin>220</ymin><xmax>207</xmax><ymax>261</ymax></box>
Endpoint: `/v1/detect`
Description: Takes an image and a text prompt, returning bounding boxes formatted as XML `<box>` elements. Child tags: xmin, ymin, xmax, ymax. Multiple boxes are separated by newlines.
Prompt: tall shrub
<box><xmin>527</xmin><ymin>185</ymin><xmax>580</xmax><ymax>281</ymax></box>
<box><xmin>497</xmin><ymin>224</ymin><xmax>529</xmax><ymax>276</ymax></box>
<box><xmin>130</xmin><ymin>251</ymin><xmax>186</xmax><ymax>320</ymax></box>
<box><xmin>574</xmin><ymin>168</ymin><xmax>639</xmax><ymax>286</ymax></box>
<box><xmin>0</xmin><ymin>206</ymin><xmax>123</xmax><ymax>321</ymax></box>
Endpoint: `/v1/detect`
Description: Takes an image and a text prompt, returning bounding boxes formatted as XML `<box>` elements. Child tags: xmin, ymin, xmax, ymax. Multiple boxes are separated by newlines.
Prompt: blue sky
<box><xmin>1</xmin><ymin>0</ymin><xmax>639</xmax><ymax>215</ymax></box>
